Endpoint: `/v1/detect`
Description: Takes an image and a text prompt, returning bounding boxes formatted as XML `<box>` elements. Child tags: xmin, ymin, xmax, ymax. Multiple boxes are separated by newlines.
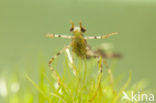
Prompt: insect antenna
<box><xmin>79</xmin><ymin>20</ymin><xmax>86</xmax><ymax>32</ymax></box>
<box><xmin>70</xmin><ymin>20</ymin><xmax>74</xmax><ymax>31</ymax></box>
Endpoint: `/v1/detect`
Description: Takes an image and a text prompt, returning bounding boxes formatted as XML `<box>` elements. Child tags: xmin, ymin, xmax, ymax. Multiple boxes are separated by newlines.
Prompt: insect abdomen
<box><xmin>71</xmin><ymin>36</ymin><xmax>87</xmax><ymax>59</ymax></box>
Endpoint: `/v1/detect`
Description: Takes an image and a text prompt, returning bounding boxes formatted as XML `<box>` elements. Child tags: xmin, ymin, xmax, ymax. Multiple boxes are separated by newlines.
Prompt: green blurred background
<box><xmin>0</xmin><ymin>0</ymin><xmax>156</xmax><ymax>92</ymax></box>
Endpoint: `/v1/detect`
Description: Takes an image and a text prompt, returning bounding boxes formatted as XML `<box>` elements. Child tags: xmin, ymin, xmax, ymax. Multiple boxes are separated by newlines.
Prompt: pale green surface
<box><xmin>0</xmin><ymin>0</ymin><xmax>156</xmax><ymax>91</ymax></box>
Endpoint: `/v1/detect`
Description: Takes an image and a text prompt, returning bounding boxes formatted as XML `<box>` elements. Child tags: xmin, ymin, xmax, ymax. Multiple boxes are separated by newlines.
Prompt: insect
<box><xmin>46</xmin><ymin>21</ymin><xmax>119</xmax><ymax>84</ymax></box>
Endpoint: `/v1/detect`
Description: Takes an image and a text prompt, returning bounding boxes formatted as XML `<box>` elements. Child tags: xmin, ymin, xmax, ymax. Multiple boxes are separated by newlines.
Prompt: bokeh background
<box><xmin>0</xmin><ymin>0</ymin><xmax>156</xmax><ymax>99</ymax></box>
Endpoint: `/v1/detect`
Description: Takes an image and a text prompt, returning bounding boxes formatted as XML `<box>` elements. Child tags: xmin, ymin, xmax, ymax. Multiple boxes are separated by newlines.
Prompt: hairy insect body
<box><xmin>71</xmin><ymin>34</ymin><xmax>87</xmax><ymax>59</ymax></box>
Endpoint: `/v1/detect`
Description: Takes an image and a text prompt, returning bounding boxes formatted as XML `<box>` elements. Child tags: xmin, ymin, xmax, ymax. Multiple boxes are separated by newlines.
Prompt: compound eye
<box><xmin>81</xmin><ymin>27</ymin><xmax>86</xmax><ymax>32</ymax></box>
<box><xmin>70</xmin><ymin>27</ymin><xmax>74</xmax><ymax>32</ymax></box>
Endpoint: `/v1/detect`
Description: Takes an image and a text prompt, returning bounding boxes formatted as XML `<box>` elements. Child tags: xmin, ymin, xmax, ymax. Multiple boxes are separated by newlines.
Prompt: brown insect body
<box><xmin>71</xmin><ymin>33</ymin><xmax>88</xmax><ymax>59</ymax></box>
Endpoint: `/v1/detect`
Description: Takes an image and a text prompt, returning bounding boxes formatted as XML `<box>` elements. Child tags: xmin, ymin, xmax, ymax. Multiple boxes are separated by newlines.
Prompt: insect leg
<box><xmin>89</xmin><ymin>56</ymin><xmax>103</xmax><ymax>102</ymax></box>
<box><xmin>48</xmin><ymin>44</ymin><xmax>71</xmax><ymax>84</ymax></box>
<box><xmin>46</xmin><ymin>34</ymin><xmax>72</xmax><ymax>39</ymax></box>
<box><xmin>87</xmin><ymin>47</ymin><xmax>110</xmax><ymax>102</ymax></box>
<box><xmin>65</xmin><ymin>49</ymin><xmax>77</xmax><ymax>76</ymax></box>
<box><xmin>84</xmin><ymin>32</ymin><xmax>119</xmax><ymax>40</ymax></box>
<box><xmin>98</xmin><ymin>57</ymin><xmax>114</xmax><ymax>88</ymax></box>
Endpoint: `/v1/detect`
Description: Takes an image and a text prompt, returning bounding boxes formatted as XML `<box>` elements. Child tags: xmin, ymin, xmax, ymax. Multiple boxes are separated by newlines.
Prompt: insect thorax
<box><xmin>71</xmin><ymin>35</ymin><xmax>87</xmax><ymax>59</ymax></box>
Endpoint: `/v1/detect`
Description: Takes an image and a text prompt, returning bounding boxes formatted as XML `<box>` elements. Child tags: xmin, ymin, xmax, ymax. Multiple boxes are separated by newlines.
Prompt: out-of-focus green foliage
<box><xmin>0</xmin><ymin>53</ymin><xmax>149</xmax><ymax>103</ymax></box>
